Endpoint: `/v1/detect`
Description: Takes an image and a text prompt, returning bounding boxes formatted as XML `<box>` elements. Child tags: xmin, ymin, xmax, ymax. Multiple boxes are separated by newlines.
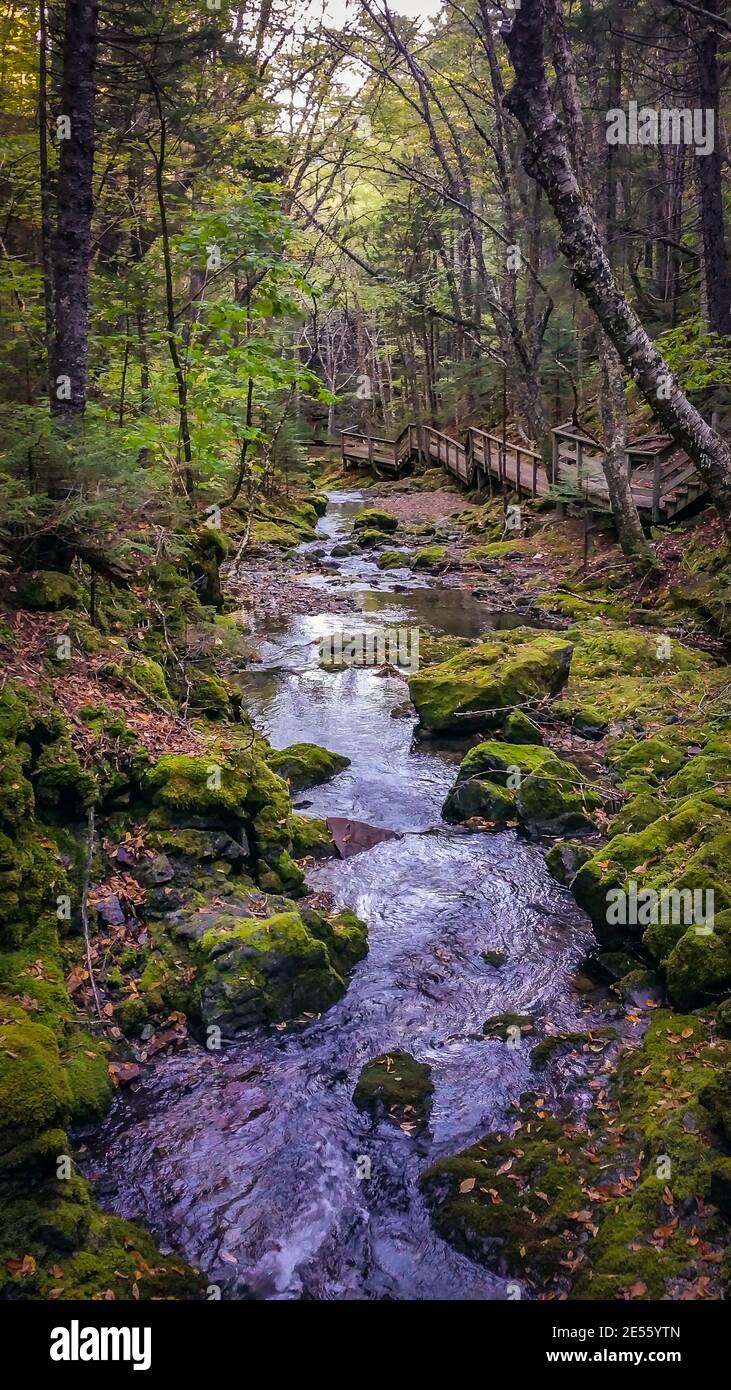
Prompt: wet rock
<box><xmin>267</xmin><ymin>742</ymin><xmax>350</xmax><ymax>790</ymax></box>
<box><xmin>501</xmin><ymin>709</ymin><xmax>544</xmax><ymax>744</ymax></box>
<box><xmin>545</xmin><ymin>839</ymin><xmax>593</xmax><ymax>886</ymax></box>
<box><xmin>353</xmin><ymin>1051</ymin><xmax>432</xmax><ymax>1131</ymax></box>
<box><xmin>352</xmin><ymin>508</ymin><xmax>399</xmax><ymax>535</ymax></box>
<box><xmin>137</xmin><ymin>853</ymin><xmax>174</xmax><ymax>887</ymax></box>
<box><xmin>482</xmin><ymin>1012</ymin><xmax>535</xmax><ymax>1040</ymax></box>
<box><xmin>481</xmin><ymin>949</ymin><xmax>507</xmax><ymax>968</ymax></box>
<box><xmin>327</xmin><ymin>816</ymin><xmax>400</xmax><ymax>858</ymax></box>
<box><xmin>95</xmin><ymin>894</ymin><xmax>126</xmax><ymax>926</ymax></box>
<box><xmin>198</xmin><ymin>902</ymin><xmax>368</xmax><ymax>1032</ymax></box>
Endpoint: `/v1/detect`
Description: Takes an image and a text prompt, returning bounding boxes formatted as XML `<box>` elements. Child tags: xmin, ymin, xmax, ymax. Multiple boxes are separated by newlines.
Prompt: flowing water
<box><xmin>84</xmin><ymin>492</ymin><xmax>611</xmax><ymax>1301</ymax></box>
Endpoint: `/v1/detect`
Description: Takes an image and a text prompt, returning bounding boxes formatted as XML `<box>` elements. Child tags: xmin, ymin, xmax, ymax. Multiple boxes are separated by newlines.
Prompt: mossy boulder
<box><xmin>545</xmin><ymin>839</ymin><xmax>594</xmax><ymax>886</ymax></box>
<box><xmin>422</xmin><ymin>1011</ymin><xmax>731</xmax><ymax>1297</ymax></box>
<box><xmin>376</xmin><ymin>550</ymin><xmax>408</xmax><ymax>570</ymax></box>
<box><xmin>267</xmin><ymin>742</ymin><xmax>350</xmax><ymax>790</ymax></box>
<box><xmin>353</xmin><ymin>508</ymin><xmax>398</xmax><ymax>535</ymax></box>
<box><xmin>408</xmin><ymin>630</ymin><xmax>573</xmax><ymax>733</ymax></box>
<box><xmin>102</xmin><ymin>653</ymin><xmax>174</xmax><ymax>711</ymax></box>
<box><xmin>353</xmin><ymin>1051</ymin><xmax>432</xmax><ymax>1130</ymax></box>
<box><xmin>31</xmin><ymin>736</ymin><xmax>98</xmax><ymax>814</ymax></box>
<box><xmin>572</xmin><ymin>790</ymin><xmax>731</xmax><ymax>964</ymax></box>
<box><xmin>185</xmin><ymin>526</ymin><xmax>229</xmax><ymax>609</ymax></box>
<box><xmin>442</xmin><ymin>740</ymin><xmax>599</xmax><ymax>835</ymax></box>
<box><xmin>352</xmin><ymin>527</ymin><xmax>387</xmax><ymax>549</ymax></box>
<box><xmin>0</xmin><ymin>1019</ymin><xmax>71</xmax><ymax>1154</ymax></box>
<box><xmin>185</xmin><ymin>671</ymin><xmax>233</xmax><ymax>718</ymax></box>
<box><xmin>288</xmin><ymin>814</ymin><xmax>334</xmax><ymax>859</ymax></box>
<box><xmin>14</xmin><ymin>570</ymin><xmax>83</xmax><ymax>612</ymax></box>
<box><xmin>501</xmin><ymin>709</ymin><xmax>544</xmax><ymax>744</ymax></box>
<box><xmin>410</xmin><ymin>545</ymin><xmax>447</xmax><ymax>570</ymax></box>
<box><xmin>197</xmin><ymin>902</ymin><xmax>367</xmax><ymax>1032</ymax></box>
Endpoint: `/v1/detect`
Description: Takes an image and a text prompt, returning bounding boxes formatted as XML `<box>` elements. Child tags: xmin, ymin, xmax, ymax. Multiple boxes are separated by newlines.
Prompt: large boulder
<box><xmin>408</xmin><ymin>630</ymin><xmax>573</xmax><ymax>733</ymax></box>
<box><xmin>196</xmin><ymin>900</ymin><xmax>367</xmax><ymax>1032</ymax></box>
<box><xmin>267</xmin><ymin>742</ymin><xmax>350</xmax><ymax>790</ymax></box>
<box><xmin>352</xmin><ymin>508</ymin><xmax>398</xmax><ymax>535</ymax></box>
<box><xmin>442</xmin><ymin>740</ymin><xmax>599</xmax><ymax>835</ymax></box>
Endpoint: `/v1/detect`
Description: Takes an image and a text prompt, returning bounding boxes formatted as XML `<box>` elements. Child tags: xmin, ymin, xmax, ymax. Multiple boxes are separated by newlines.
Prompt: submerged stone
<box><xmin>353</xmin><ymin>1051</ymin><xmax>432</xmax><ymax>1131</ymax></box>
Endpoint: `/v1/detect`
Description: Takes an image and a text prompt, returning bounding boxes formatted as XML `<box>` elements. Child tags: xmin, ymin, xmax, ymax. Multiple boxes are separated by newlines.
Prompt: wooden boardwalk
<box><xmin>341</xmin><ymin>420</ymin><xmax>707</xmax><ymax>522</ymax></box>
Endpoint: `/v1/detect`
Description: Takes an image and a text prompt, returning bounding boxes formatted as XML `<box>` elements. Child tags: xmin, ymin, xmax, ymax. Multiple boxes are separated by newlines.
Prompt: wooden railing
<box><xmin>341</xmin><ymin>419</ymin><xmax>705</xmax><ymax>519</ymax></box>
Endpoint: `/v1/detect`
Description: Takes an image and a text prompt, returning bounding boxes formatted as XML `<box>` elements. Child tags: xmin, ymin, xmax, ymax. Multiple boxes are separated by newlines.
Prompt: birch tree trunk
<box><xmin>501</xmin><ymin>0</ymin><xmax>731</xmax><ymax>536</ymax></box>
<box><xmin>543</xmin><ymin>0</ymin><xmax>655</xmax><ymax>564</ymax></box>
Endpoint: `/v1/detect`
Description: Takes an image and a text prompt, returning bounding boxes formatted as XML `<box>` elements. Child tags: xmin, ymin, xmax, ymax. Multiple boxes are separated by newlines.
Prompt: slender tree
<box><xmin>51</xmin><ymin>0</ymin><xmax>100</xmax><ymax>420</ymax></box>
<box><xmin>501</xmin><ymin>0</ymin><xmax>731</xmax><ymax>536</ymax></box>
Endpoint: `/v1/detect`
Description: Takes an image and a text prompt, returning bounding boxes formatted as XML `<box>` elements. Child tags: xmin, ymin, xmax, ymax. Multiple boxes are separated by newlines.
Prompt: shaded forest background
<box><xmin>1</xmin><ymin>0</ymin><xmax>731</xmax><ymax>573</ymax></box>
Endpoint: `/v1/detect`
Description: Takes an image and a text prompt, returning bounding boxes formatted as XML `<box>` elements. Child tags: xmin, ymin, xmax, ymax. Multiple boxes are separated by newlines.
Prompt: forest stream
<box><xmin>81</xmin><ymin>492</ymin><xmax>625</xmax><ymax>1301</ymax></box>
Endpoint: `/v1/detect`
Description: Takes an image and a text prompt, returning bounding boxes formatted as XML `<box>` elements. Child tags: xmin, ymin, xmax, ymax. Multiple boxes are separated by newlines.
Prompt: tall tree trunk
<box><xmin>51</xmin><ymin>0</ymin><xmax>99</xmax><ymax>419</ymax></box>
<box><xmin>544</xmin><ymin>0</ymin><xmax>654</xmax><ymax>564</ymax></box>
<box><xmin>502</xmin><ymin>0</ymin><xmax>731</xmax><ymax>537</ymax></box>
<box><xmin>38</xmin><ymin>0</ymin><xmax>54</xmax><ymax>401</ymax></box>
<box><xmin>692</xmin><ymin>0</ymin><xmax>731</xmax><ymax>337</ymax></box>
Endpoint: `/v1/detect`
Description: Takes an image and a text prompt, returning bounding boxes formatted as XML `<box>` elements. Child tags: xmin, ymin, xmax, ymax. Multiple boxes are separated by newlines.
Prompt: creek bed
<box><xmin>83</xmin><ymin>492</ymin><xmax>613</xmax><ymax>1301</ymax></box>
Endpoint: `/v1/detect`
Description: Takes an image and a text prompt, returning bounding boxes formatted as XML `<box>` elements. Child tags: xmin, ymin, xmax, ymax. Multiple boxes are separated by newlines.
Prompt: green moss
<box><xmin>185</xmin><ymin>671</ymin><xmax>233</xmax><ymax>718</ymax></box>
<box><xmin>288</xmin><ymin>813</ymin><xmax>333</xmax><ymax>858</ymax></box>
<box><xmin>32</xmin><ymin>736</ymin><xmax>98</xmax><ymax>814</ymax></box>
<box><xmin>267</xmin><ymin>741</ymin><xmax>350</xmax><ymax>789</ymax></box>
<box><xmin>409</xmin><ymin>629</ymin><xmax>574</xmax><ymax>734</ymax></box>
<box><xmin>410</xmin><ymin>544</ymin><xmax>446</xmax><ymax>570</ymax></box>
<box><xmin>466</xmin><ymin>539</ymin><xmax>531</xmax><ymax>562</ymax></box>
<box><xmin>423</xmin><ymin>1011</ymin><xmax>731</xmax><ymax>1298</ymax></box>
<box><xmin>101</xmin><ymin>653</ymin><xmax>175</xmax><ymax>711</ymax></box>
<box><xmin>353</xmin><ymin>1051</ymin><xmax>432</xmax><ymax>1129</ymax></box>
<box><xmin>353</xmin><ymin>508</ymin><xmax>398</xmax><ymax>535</ymax></box>
<box><xmin>545</xmin><ymin>839</ymin><xmax>593</xmax><ymax>886</ymax></box>
<box><xmin>531</xmin><ymin>1027</ymin><xmax>617</xmax><ymax>1068</ymax></box>
<box><xmin>501</xmin><ymin>709</ymin><xmax>543</xmax><ymax>744</ymax></box>
<box><xmin>197</xmin><ymin>904</ymin><xmax>366</xmax><ymax>1032</ymax></box>
<box><xmin>442</xmin><ymin>740</ymin><xmax>599</xmax><ymax>835</ymax></box>
<box><xmin>0</xmin><ymin>1018</ymin><xmax>71</xmax><ymax>1152</ymax></box>
<box><xmin>14</xmin><ymin>570</ymin><xmax>83</xmax><ymax>612</ymax></box>
<box><xmin>376</xmin><ymin>549</ymin><xmax>409</xmax><ymax>569</ymax></box>
<box><xmin>65</xmin><ymin>1037</ymin><xmax>114</xmax><ymax>1124</ymax></box>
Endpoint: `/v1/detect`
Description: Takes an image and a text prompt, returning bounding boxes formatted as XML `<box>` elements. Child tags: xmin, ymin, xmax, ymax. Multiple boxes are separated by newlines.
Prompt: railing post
<box><xmin>652</xmin><ymin>451</ymin><xmax>662</xmax><ymax>525</ymax></box>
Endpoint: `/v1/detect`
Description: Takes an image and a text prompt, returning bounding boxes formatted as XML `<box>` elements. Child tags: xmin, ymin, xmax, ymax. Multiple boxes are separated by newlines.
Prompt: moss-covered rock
<box><xmin>422</xmin><ymin>1011</ymin><xmax>731</xmax><ymax>1298</ymax></box>
<box><xmin>409</xmin><ymin>630</ymin><xmax>573</xmax><ymax>733</ymax></box>
<box><xmin>101</xmin><ymin>653</ymin><xmax>174</xmax><ymax>711</ymax></box>
<box><xmin>545</xmin><ymin>839</ymin><xmax>594</xmax><ymax>886</ymax></box>
<box><xmin>501</xmin><ymin>709</ymin><xmax>544</xmax><ymax>744</ymax></box>
<box><xmin>197</xmin><ymin>901</ymin><xmax>367</xmax><ymax>1032</ymax></box>
<box><xmin>376</xmin><ymin>549</ymin><xmax>409</xmax><ymax>570</ymax></box>
<box><xmin>410</xmin><ymin>545</ymin><xmax>447</xmax><ymax>570</ymax></box>
<box><xmin>267</xmin><ymin>742</ymin><xmax>350</xmax><ymax>790</ymax></box>
<box><xmin>442</xmin><ymin>740</ymin><xmax>599</xmax><ymax>835</ymax></box>
<box><xmin>14</xmin><ymin>570</ymin><xmax>83</xmax><ymax>612</ymax></box>
<box><xmin>0</xmin><ymin>1018</ymin><xmax>71</xmax><ymax>1154</ymax></box>
<box><xmin>353</xmin><ymin>1051</ymin><xmax>432</xmax><ymax>1130</ymax></box>
<box><xmin>185</xmin><ymin>671</ymin><xmax>234</xmax><ymax>718</ymax></box>
<box><xmin>353</xmin><ymin>508</ymin><xmax>398</xmax><ymax>535</ymax></box>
